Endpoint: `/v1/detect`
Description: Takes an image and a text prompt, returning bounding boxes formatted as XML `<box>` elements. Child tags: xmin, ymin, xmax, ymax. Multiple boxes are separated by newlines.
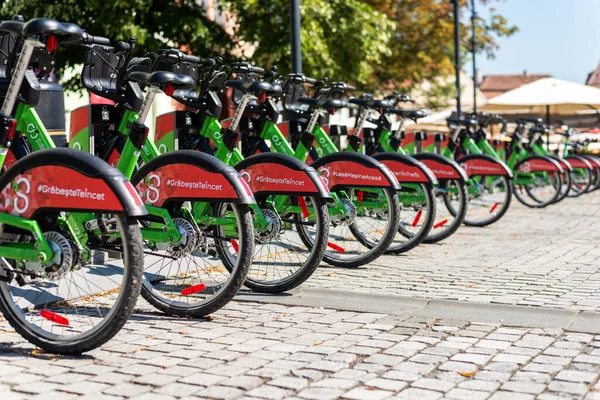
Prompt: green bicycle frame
<box><xmin>352</xmin><ymin>126</ymin><xmax>433</xmax><ymax>207</ymax></box>
<box><xmin>1</xmin><ymin>102</ymin><xmax>90</xmax><ymax>264</ymax></box>
<box><xmin>115</xmin><ymin>108</ymin><xmax>243</xmax><ymax>243</ymax></box>
<box><xmin>441</xmin><ymin>127</ymin><xmax>545</xmax><ymax>187</ymax></box>
<box><xmin>197</xmin><ymin>115</ymin><xmax>314</xmax><ymax>226</ymax></box>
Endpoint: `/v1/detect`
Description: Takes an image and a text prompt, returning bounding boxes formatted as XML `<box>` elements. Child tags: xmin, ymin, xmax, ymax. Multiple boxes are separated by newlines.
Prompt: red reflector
<box><xmin>47</xmin><ymin>36</ymin><xmax>58</xmax><ymax>52</ymax></box>
<box><xmin>181</xmin><ymin>284</ymin><xmax>207</xmax><ymax>296</ymax></box>
<box><xmin>40</xmin><ymin>310</ymin><xmax>69</xmax><ymax>326</ymax></box>
<box><xmin>238</xmin><ymin>177</ymin><xmax>253</xmax><ymax>197</ymax></box>
<box><xmin>412</xmin><ymin>210</ymin><xmax>422</xmax><ymax>227</ymax></box>
<box><xmin>124</xmin><ymin>181</ymin><xmax>144</xmax><ymax>207</ymax></box>
<box><xmin>317</xmin><ymin>176</ymin><xmax>330</xmax><ymax>191</ymax></box>
<box><xmin>7</xmin><ymin>118</ymin><xmax>16</xmax><ymax>140</ymax></box>
<box><xmin>327</xmin><ymin>242</ymin><xmax>345</xmax><ymax>253</ymax></box>
<box><xmin>231</xmin><ymin>239</ymin><xmax>239</xmax><ymax>253</ymax></box>
<box><xmin>357</xmin><ymin>191</ymin><xmax>364</xmax><ymax>202</ymax></box>
<box><xmin>433</xmin><ymin>219</ymin><xmax>448</xmax><ymax>229</ymax></box>
<box><xmin>298</xmin><ymin>196</ymin><xmax>309</xmax><ymax>218</ymax></box>
<box><xmin>329</xmin><ymin>108</ymin><xmax>335</xmax><ymax>116</ymax></box>
<box><xmin>489</xmin><ymin>203</ymin><xmax>499</xmax><ymax>214</ymax></box>
<box><xmin>259</xmin><ymin>92</ymin><xmax>267</xmax><ymax>102</ymax></box>
<box><xmin>165</xmin><ymin>84</ymin><xmax>175</xmax><ymax>96</ymax></box>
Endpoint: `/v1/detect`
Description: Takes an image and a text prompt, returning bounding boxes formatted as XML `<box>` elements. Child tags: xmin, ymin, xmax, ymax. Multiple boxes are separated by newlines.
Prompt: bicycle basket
<box><xmin>0</xmin><ymin>31</ymin><xmax>17</xmax><ymax>82</ymax></box>
<box><xmin>81</xmin><ymin>45</ymin><xmax>127</xmax><ymax>97</ymax></box>
<box><xmin>281</xmin><ymin>79</ymin><xmax>309</xmax><ymax>112</ymax></box>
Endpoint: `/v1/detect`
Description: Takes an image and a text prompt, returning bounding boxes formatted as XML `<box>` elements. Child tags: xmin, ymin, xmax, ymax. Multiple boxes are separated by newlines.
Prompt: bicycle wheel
<box><xmin>590</xmin><ymin>168</ymin><xmax>600</xmax><ymax>192</ymax></box>
<box><xmin>424</xmin><ymin>179</ymin><xmax>467</xmax><ymax>243</ymax></box>
<box><xmin>139</xmin><ymin>200</ymin><xmax>252</xmax><ymax>317</ymax></box>
<box><xmin>244</xmin><ymin>195</ymin><xmax>328</xmax><ymax>293</ymax></box>
<box><xmin>462</xmin><ymin>175</ymin><xmax>512</xmax><ymax>227</ymax></box>
<box><xmin>0</xmin><ymin>149</ymin><xmax>144</xmax><ymax>354</ymax></box>
<box><xmin>0</xmin><ymin>212</ymin><xmax>143</xmax><ymax>354</ymax></box>
<box><xmin>513</xmin><ymin>171</ymin><xmax>562</xmax><ymax>208</ymax></box>
<box><xmin>588</xmin><ymin>168</ymin><xmax>600</xmax><ymax>192</ymax></box>
<box><xmin>388</xmin><ymin>183</ymin><xmax>435</xmax><ymax>254</ymax></box>
<box><xmin>321</xmin><ymin>187</ymin><xmax>400</xmax><ymax>268</ymax></box>
<box><xmin>555</xmin><ymin>167</ymin><xmax>572</xmax><ymax>202</ymax></box>
<box><xmin>567</xmin><ymin>168</ymin><xmax>592</xmax><ymax>198</ymax></box>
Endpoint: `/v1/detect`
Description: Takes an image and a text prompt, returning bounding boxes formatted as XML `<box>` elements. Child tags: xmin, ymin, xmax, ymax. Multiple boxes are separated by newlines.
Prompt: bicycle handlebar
<box><xmin>181</xmin><ymin>53</ymin><xmax>201</xmax><ymax>64</ymax></box>
<box><xmin>81</xmin><ymin>32</ymin><xmax>111</xmax><ymax>46</ymax></box>
<box><xmin>227</xmin><ymin>62</ymin><xmax>264</xmax><ymax>74</ymax></box>
<box><xmin>81</xmin><ymin>32</ymin><xmax>135</xmax><ymax>52</ymax></box>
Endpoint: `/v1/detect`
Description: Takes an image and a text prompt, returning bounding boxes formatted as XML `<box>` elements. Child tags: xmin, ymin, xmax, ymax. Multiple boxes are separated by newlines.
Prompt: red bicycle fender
<box><xmin>378</xmin><ymin>160</ymin><xmax>431</xmax><ymax>183</ymax></box>
<box><xmin>457</xmin><ymin>154</ymin><xmax>513</xmax><ymax>178</ymax></box>
<box><xmin>555</xmin><ymin>159</ymin><xmax>573</xmax><ymax>172</ymax></box>
<box><xmin>412</xmin><ymin>153</ymin><xmax>468</xmax><ymax>182</ymax></box>
<box><xmin>515</xmin><ymin>156</ymin><xmax>562</xmax><ymax>173</ymax></box>
<box><xmin>311</xmin><ymin>152</ymin><xmax>400</xmax><ymax>190</ymax></box>
<box><xmin>238</xmin><ymin>162</ymin><xmax>328</xmax><ymax>196</ymax></box>
<box><xmin>371</xmin><ymin>153</ymin><xmax>438</xmax><ymax>185</ymax></box>
<box><xmin>135</xmin><ymin>163</ymin><xmax>253</xmax><ymax>207</ymax></box>
<box><xmin>582</xmin><ymin>156</ymin><xmax>600</xmax><ymax>169</ymax></box>
<box><xmin>564</xmin><ymin>156</ymin><xmax>593</xmax><ymax>170</ymax></box>
<box><xmin>315</xmin><ymin>160</ymin><xmax>399</xmax><ymax>190</ymax></box>
<box><xmin>0</xmin><ymin>165</ymin><xmax>125</xmax><ymax>219</ymax></box>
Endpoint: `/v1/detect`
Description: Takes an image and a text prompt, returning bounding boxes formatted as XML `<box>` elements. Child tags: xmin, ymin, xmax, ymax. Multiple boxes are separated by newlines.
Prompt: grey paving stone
<box><xmin>247</xmin><ymin>384</ymin><xmax>293</xmax><ymax>399</ymax></box>
<box><xmin>394</xmin><ymin>387</ymin><xmax>442</xmax><ymax>399</ymax></box>
<box><xmin>458</xmin><ymin>379</ymin><xmax>501</xmax><ymax>392</ymax></box>
<box><xmin>154</xmin><ymin>382</ymin><xmax>206</xmax><ymax>397</ymax></box>
<box><xmin>445</xmin><ymin>388</ymin><xmax>490</xmax><ymax>400</ymax></box>
<box><xmin>488</xmin><ymin>391</ymin><xmax>535</xmax><ymax>400</ymax></box>
<box><xmin>364</xmin><ymin>378</ymin><xmax>407</xmax><ymax>391</ymax></box>
<box><xmin>342</xmin><ymin>387</ymin><xmax>393</xmax><ymax>400</ymax></box>
<box><xmin>382</xmin><ymin>370</ymin><xmax>421</xmax><ymax>382</ymax></box>
<box><xmin>473</xmin><ymin>371</ymin><xmax>512</xmax><ymax>382</ymax></box>
<box><xmin>62</xmin><ymin>381</ymin><xmax>111</xmax><ymax>395</ymax></box>
<box><xmin>178</xmin><ymin>372</ymin><xmax>225</xmax><ymax>386</ymax></box>
<box><xmin>501</xmin><ymin>380</ymin><xmax>546</xmax><ymax>394</ymax></box>
<box><xmin>555</xmin><ymin>369</ymin><xmax>598</xmax><ymax>383</ymax></box>
<box><xmin>296</xmin><ymin>386</ymin><xmax>345</xmax><ymax>400</ymax></box>
<box><xmin>411</xmin><ymin>378</ymin><xmax>455</xmax><ymax>392</ymax></box>
<box><xmin>547</xmin><ymin>380</ymin><xmax>590</xmax><ymax>395</ymax></box>
<box><xmin>102</xmin><ymin>382</ymin><xmax>152</xmax><ymax>397</ymax></box>
<box><xmin>200</xmin><ymin>385</ymin><xmax>245</xmax><ymax>399</ymax></box>
<box><xmin>451</xmin><ymin>353</ymin><xmax>493</xmax><ymax>366</ymax></box>
<box><xmin>269</xmin><ymin>376</ymin><xmax>310</xmax><ymax>391</ymax></box>
<box><xmin>312</xmin><ymin>378</ymin><xmax>358</xmax><ymax>390</ymax></box>
<box><xmin>438</xmin><ymin>361</ymin><xmax>478</xmax><ymax>373</ymax></box>
<box><xmin>511</xmin><ymin>371</ymin><xmax>552</xmax><ymax>384</ymax></box>
<box><xmin>393</xmin><ymin>362</ymin><xmax>436</xmax><ymax>375</ymax></box>
<box><xmin>363</xmin><ymin>354</ymin><xmax>404</xmax><ymax>367</ymax></box>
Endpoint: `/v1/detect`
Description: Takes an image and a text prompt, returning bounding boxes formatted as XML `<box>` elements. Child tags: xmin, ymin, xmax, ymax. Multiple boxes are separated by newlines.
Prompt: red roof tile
<box><xmin>480</xmin><ymin>74</ymin><xmax>551</xmax><ymax>93</ymax></box>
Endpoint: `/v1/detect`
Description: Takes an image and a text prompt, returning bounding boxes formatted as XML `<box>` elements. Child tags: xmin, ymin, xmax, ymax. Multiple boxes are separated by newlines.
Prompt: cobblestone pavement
<box><xmin>304</xmin><ymin>191</ymin><xmax>600</xmax><ymax>311</ymax></box>
<box><xmin>2</xmin><ymin>191</ymin><xmax>600</xmax><ymax>399</ymax></box>
<box><xmin>2</xmin><ymin>301</ymin><xmax>600</xmax><ymax>400</ymax></box>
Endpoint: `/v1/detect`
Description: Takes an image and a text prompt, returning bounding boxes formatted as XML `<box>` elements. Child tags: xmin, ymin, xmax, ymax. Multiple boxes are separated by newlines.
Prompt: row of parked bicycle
<box><xmin>0</xmin><ymin>17</ymin><xmax>594</xmax><ymax>354</ymax></box>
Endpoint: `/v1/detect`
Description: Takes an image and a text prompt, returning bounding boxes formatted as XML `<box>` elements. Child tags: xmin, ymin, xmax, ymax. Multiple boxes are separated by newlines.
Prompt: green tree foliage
<box><xmin>0</xmin><ymin>0</ymin><xmax>234</xmax><ymax>89</ymax></box>
<box><xmin>220</xmin><ymin>0</ymin><xmax>394</xmax><ymax>85</ymax></box>
<box><xmin>0</xmin><ymin>0</ymin><xmax>516</xmax><ymax>95</ymax></box>
<box><xmin>364</xmin><ymin>0</ymin><xmax>518</xmax><ymax>89</ymax></box>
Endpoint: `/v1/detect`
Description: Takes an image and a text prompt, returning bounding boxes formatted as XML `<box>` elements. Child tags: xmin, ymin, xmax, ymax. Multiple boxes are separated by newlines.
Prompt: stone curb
<box><xmin>235</xmin><ymin>288</ymin><xmax>600</xmax><ymax>333</ymax></box>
